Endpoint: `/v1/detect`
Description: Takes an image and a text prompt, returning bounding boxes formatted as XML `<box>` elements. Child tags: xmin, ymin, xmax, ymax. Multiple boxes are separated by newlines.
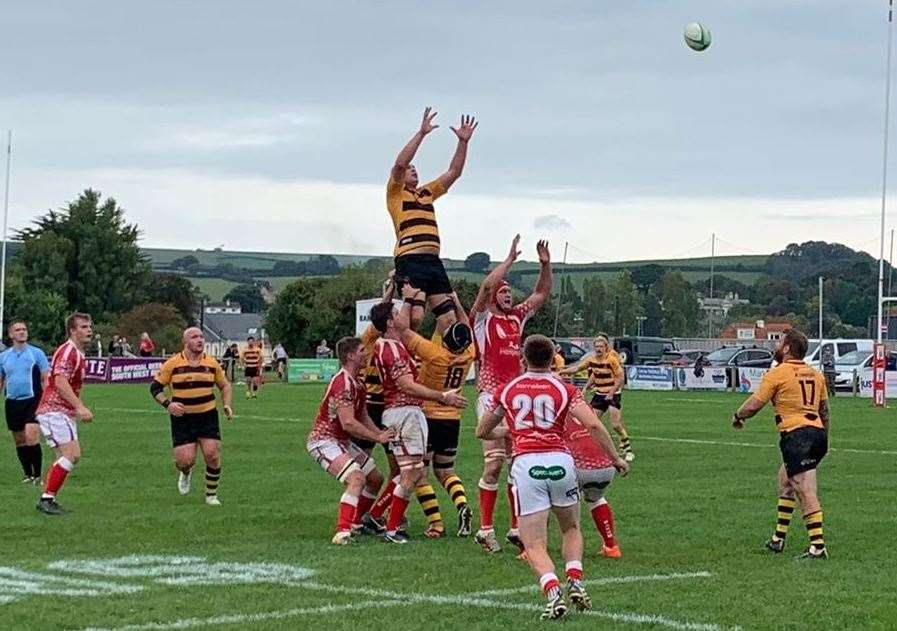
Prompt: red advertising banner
<box><xmin>872</xmin><ymin>343</ymin><xmax>887</xmax><ymax>407</ymax></box>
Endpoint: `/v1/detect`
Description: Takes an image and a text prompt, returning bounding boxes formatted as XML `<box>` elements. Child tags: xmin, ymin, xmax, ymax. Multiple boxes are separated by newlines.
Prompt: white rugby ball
<box><xmin>684</xmin><ymin>22</ymin><xmax>711</xmax><ymax>51</ymax></box>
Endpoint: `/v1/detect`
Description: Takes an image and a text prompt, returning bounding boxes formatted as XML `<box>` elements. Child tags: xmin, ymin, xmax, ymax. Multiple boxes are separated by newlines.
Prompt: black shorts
<box><xmin>426</xmin><ymin>419</ymin><xmax>460</xmax><ymax>459</ymax></box>
<box><xmin>590</xmin><ymin>393</ymin><xmax>622</xmax><ymax>413</ymax></box>
<box><xmin>171</xmin><ymin>409</ymin><xmax>221</xmax><ymax>448</ymax></box>
<box><xmin>779</xmin><ymin>426</ymin><xmax>828</xmax><ymax>478</ymax></box>
<box><xmin>351</xmin><ymin>403</ymin><xmax>390</xmax><ymax>453</ymax></box>
<box><xmin>5</xmin><ymin>397</ymin><xmax>38</xmax><ymax>432</ymax></box>
<box><xmin>244</xmin><ymin>367</ymin><xmax>259</xmax><ymax>378</ymax></box>
<box><xmin>394</xmin><ymin>253</ymin><xmax>453</xmax><ymax>297</ymax></box>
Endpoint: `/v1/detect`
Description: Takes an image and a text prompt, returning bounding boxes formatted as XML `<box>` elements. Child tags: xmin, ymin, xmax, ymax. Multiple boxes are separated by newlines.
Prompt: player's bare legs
<box><xmin>790</xmin><ymin>468</ymin><xmax>826</xmax><ymax>558</ymax></box>
<box><xmin>432</xmin><ymin>455</ymin><xmax>472</xmax><ymax>537</ymax></box>
<box><xmin>38</xmin><ymin>440</ymin><xmax>82</xmax><ymax>515</ymax></box>
<box><xmin>518</xmin><ymin>509</ymin><xmax>567</xmax><ymax>620</ymax></box>
<box><xmin>554</xmin><ymin>504</ymin><xmax>591</xmax><ymax>611</ymax></box>
<box><xmin>475</xmin><ymin>440</ymin><xmax>506</xmax><ymax>552</ymax></box>
<box><xmin>426</xmin><ymin>292</ymin><xmax>457</xmax><ymax>332</ymax></box>
<box><xmin>384</xmin><ymin>456</ymin><xmax>425</xmax><ymax>543</ymax></box>
<box><xmin>173</xmin><ymin>443</ymin><xmax>198</xmax><ymax>495</ymax></box>
<box><xmin>199</xmin><ymin>438</ymin><xmax>222</xmax><ymax>505</ymax></box>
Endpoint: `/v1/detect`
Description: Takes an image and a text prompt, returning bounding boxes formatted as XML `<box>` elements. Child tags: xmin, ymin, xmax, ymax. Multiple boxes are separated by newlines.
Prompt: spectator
<box><xmin>119</xmin><ymin>337</ymin><xmax>134</xmax><ymax>357</ymax></box>
<box><xmin>139</xmin><ymin>332</ymin><xmax>156</xmax><ymax>357</ymax></box>
<box><xmin>821</xmin><ymin>345</ymin><xmax>836</xmax><ymax>397</ymax></box>
<box><xmin>108</xmin><ymin>335</ymin><xmax>121</xmax><ymax>357</ymax></box>
<box><xmin>315</xmin><ymin>339</ymin><xmax>333</xmax><ymax>359</ymax></box>
<box><xmin>273</xmin><ymin>342</ymin><xmax>288</xmax><ymax>380</ymax></box>
<box><xmin>222</xmin><ymin>343</ymin><xmax>239</xmax><ymax>381</ymax></box>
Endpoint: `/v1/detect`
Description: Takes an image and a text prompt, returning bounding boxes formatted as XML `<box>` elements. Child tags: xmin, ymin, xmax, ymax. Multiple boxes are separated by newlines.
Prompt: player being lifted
<box><xmin>306</xmin><ymin>336</ymin><xmax>394</xmax><ymax>545</ymax></box>
<box><xmin>393</xmin><ymin>284</ymin><xmax>477</xmax><ymax>538</ymax></box>
<box><xmin>560</xmin><ymin>334</ymin><xmax>634</xmax><ymax>461</ymax></box>
<box><xmin>368</xmin><ymin>301</ymin><xmax>467</xmax><ymax>543</ymax></box>
<box><xmin>476</xmin><ymin>335</ymin><xmax>628</xmax><ymax>620</ymax></box>
<box><xmin>388</xmin><ymin>107</ymin><xmax>477</xmax><ymax>331</ymax></box>
<box><xmin>731</xmin><ymin>328</ymin><xmax>830</xmax><ymax>559</ymax></box>
<box><xmin>471</xmin><ymin>235</ymin><xmax>552</xmax><ymax>554</ymax></box>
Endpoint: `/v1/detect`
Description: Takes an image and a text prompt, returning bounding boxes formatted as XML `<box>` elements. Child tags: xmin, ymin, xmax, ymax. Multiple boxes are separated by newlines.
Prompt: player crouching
<box><xmin>477</xmin><ymin>335</ymin><xmax>628</xmax><ymax>620</ymax></box>
<box><xmin>307</xmin><ymin>337</ymin><xmax>395</xmax><ymax>545</ymax></box>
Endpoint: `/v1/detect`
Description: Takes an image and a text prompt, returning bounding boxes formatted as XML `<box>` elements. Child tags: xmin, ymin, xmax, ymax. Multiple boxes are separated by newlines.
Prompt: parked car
<box><xmin>613</xmin><ymin>336</ymin><xmax>676</xmax><ymax>365</ymax></box>
<box><xmin>833</xmin><ymin>350</ymin><xmax>873</xmax><ymax>391</ymax></box>
<box><xmin>661</xmin><ymin>349</ymin><xmax>707</xmax><ymax>367</ymax></box>
<box><xmin>804</xmin><ymin>339</ymin><xmax>874</xmax><ymax>369</ymax></box>
<box><xmin>704</xmin><ymin>346</ymin><xmax>774</xmax><ymax>369</ymax></box>
<box><xmin>555</xmin><ymin>340</ymin><xmax>588</xmax><ymax>366</ymax></box>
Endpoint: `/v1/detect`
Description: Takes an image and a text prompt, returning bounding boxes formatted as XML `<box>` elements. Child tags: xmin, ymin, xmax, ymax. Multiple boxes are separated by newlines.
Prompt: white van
<box><xmin>804</xmin><ymin>339</ymin><xmax>874</xmax><ymax>369</ymax></box>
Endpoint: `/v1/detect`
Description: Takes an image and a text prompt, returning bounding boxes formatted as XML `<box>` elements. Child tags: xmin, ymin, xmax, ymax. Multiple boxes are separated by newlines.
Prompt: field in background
<box><xmin>1</xmin><ymin>385</ymin><xmax>895</xmax><ymax>630</ymax></box>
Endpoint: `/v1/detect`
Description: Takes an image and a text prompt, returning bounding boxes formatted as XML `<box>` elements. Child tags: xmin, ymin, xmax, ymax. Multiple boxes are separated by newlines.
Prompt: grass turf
<box><xmin>0</xmin><ymin>384</ymin><xmax>895</xmax><ymax>630</ymax></box>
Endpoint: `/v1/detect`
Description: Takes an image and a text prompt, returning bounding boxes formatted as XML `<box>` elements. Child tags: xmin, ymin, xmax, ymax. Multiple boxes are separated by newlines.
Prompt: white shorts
<box><xmin>382</xmin><ymin>406</ymin><xmax>428</xmax><ymax>457</ymax></box>
<box><xmin>307</xmin><ymin>438</ymin><xmax>375</xmax><ymax>482</ymax></box>
<box><xmin>37</xmin><ymin>412</ymin><xmax>78</xmax><ymax>449</ymax></box>
<box><xmin>510</xmin><ymin>452</ymin><xmax>579</xmax><ymax>516</ymax></box>
<box><xmin>576</xmin><ymin>467</ymin><xmax>616</xmax><ymax>504</ymax></box>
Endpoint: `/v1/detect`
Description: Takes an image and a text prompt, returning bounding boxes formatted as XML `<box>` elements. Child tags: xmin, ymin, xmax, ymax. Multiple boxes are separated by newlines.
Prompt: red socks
<box><xmin>385</xmin><ymin>485</ymin><xmax>410</xmax><ymax>533</ymax></box>
<box><xmin>370</xmin><ymin>476</ymin><xmax>397</xmax><ymax>519</ymax></box>
<box><xmin>478</xmin><ymin>479</ymin><xmax>498</xmax><ymax>530</ymax></box>
<box><xmin>565</xmin><ymin>560</ymin><xmax>583</xmax><ymax>582</ymax></box>
<box><xmin>337</xmin><ymin>493</ymin><xmax>358</xmax><ymax>532</ymax></box>
<box><xmin>540</xmin><ymin>573</ymin><xmax>561</xmax><ymax>597</ymax></box>
<box><xmin>353</xmin><ymin>489</ymin><xmax>377</xmax><ymax>526</ymax></box>
<box><xmin>42</xmin><ymin>457</ymin><xmax>73</xmax><ymax>498</ymax></box>
<box><xmin>590</xmin><ymin>500</ymin><xmax>616</xmax><ymax>548</ymax></box>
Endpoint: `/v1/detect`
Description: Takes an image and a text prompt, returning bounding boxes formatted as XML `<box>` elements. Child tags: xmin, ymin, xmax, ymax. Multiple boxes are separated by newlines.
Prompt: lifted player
<box><xmin>731</xmin><ymin>328</ymin><xmax>830</xmax><ymax>559</ymax></box>
<box><xmin>388</xmin><ymin>107</ymin><xmax>477</xmax><ymax>331</ymax></box>
<box><xmin>307</xmin><ymin>337</ymin><xmax>394</xmax><ymax>545</ymax></box>
<box><xmin>476</xmin><ymin>335</ymin><xmax>628</xmax><ymax>620</ymax></box>
<box><xmin>368</xmin><ymin>301</ymin><xmax>467</xmax><ymax>543</ymax></box>
<box><xmin>471</xmin><ymin>235</ymin><xmax>552</xmax><ymax>554</ymax></box>
<box><xmin>395</xmin><ymin>285</ymin><xmax>476</xmax><ymax>538</ymax></box>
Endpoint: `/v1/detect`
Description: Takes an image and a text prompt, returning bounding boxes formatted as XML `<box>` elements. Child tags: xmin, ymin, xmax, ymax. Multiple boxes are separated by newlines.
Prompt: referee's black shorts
<box><xmin>5</xmin><ymin>397</ymin><xmax>38</xmax><ymax>432</ymax></box>
<box><xmin>170</xmin><ymin>409</ymin><xmax>221</xmax><ymax>447</ymax></box>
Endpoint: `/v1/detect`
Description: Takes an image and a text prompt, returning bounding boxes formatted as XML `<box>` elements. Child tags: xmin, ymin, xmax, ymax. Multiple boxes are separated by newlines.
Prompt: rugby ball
<box><xmin>684</xmin><ymin>22</ymin><xmax>711</xmax><ymax>51</ymax></box>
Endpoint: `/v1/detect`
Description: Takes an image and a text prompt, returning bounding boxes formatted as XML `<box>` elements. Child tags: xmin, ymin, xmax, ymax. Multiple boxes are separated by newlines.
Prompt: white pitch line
<box><xmin>639</xmin><ymin>435</ymin><xmax>897</xmax><ymax>456</ymax></box>
<box><xmin>471</xmin><ymin>571</ymin><xmax>713</xmax><ymax>597</ymax></box>
<box><xmin>77</xmin><ymin>601</ymin><xmax>394</xmax><ymax>631</ymax></box>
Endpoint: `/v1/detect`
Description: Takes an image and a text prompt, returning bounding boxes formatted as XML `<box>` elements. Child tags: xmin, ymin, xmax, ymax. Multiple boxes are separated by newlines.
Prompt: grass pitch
<box><xmin>1</xmin><ymin>384</ymin><xmax>895</xmax><ymax>630</ymax></box>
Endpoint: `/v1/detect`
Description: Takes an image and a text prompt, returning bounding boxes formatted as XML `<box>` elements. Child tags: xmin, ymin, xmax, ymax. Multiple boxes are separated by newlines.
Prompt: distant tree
<box><xmin>305</xmin><ymin>255</ymin><xmax>340</xmax><ymax>275</ymax></box>
<box><xmin>630</xmin><ymin>264</ymin><xmax>666</xmax><ymax>292</ymax></box>
<box><xmin>582</xmin><ymin>276</ymin><xmax>608</xmax><ymax>333</ymax></box>
<box><xmin>642</xmin><ymin>291</ymin><xmax>664</xmax><ymax>336</ymax></box>
<box><xmin>16</xmin><ymin>189</ymin><xmax>152</xmax><ymax>321</ymax></box>
<box><xmin>115</xmin><ymin>303</ymin><xmax>186</xmax><ymax>354</ymax></box>
<box><xmin>611</xmin><ymin>271</ymin><xmax>640</xmax><ymax>335</ymax></box>
<box><xmin>464</xmin><ymin>252</ymin><xmax>491</xmax><ymax>273</ymax></box>
<box><xmin>272</xmin><ymin>260</ymin><xmax>304</xmax><ymax>276</ymax></box>
<box><xmin>655</xmin><ymin>271</ymin><xmax>701</xmax><ymax>336</ymax></box>
<box><xmin>224</xmin><ymin>284</ymin><xmax>266</xmax><ymax>313</ymax></box>
<box><xmin>149</xmin><ymin>273</ymin><xmax>198</xmax><ymax>324</ymax></box>
<box><xmin>171</xmin><ymin>255</ymin><xmax>200</xmax><ymax>271</ymax></box>
<box><xmin>4</xmin><ymin>266</ymin><xmax>68</xmax><ymax>346</ymax></box>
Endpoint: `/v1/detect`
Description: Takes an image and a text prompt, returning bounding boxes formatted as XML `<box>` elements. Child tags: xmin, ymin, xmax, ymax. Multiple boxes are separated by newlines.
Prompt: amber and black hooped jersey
<box><xmin>581</xmin><ymin>352</ymin><xmax>623</xmax><ymax>394</ymax></box>
<box><xmin>154</xmin><ymin>353</ymin><xmax>226</xmax><ymax>415</ymax></box>
<box><xmin>361</xmin><ymin>326</ymin><xmax>384</xmax><ymax>407</ymax></box>
<box><xmin>386</xmin><ymin>177</ymin><xmax>447</xmax><ymax>257</ymax></box>
<box><xmin>754</xmin><ymin>360</ymin><xmax>828</xmax><ymax>434</ymax></box>
<box><xmin>404</xmin><ymin>331</ymin><xmax>475</xmax><ymax>421</ymax></box>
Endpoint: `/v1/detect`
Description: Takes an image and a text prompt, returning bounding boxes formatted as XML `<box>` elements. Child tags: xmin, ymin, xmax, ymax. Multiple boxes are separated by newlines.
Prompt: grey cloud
<box><xmin>533</xmin><ymin>214</ymin><xmax>572</xmax><ymax>230</ymax></box>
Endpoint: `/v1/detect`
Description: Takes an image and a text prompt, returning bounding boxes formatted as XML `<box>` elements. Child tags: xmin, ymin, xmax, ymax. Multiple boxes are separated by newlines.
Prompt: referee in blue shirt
<box><xmin>0</xmin><ymin>321</ymin><xmax>49</xmax><ymax>483</ymax></box>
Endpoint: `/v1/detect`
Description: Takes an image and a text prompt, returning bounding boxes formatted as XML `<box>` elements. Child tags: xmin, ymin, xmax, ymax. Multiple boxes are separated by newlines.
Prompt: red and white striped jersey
<box><xmin>472</xmin><ymin>300</ymin><xmax>536</xmax><ymax>395</ymax></box>
<box><xmin>494</xmin><ymin>371</ymin><xmax>582</xmax><ymax>457</ymax></box>
<box><xmin>37</xmin><ymin>340</ymin><xmax>86</xmax><ymax>417</ymax></box>
<box><xmin>307</xmin><ymin>368</ymin><xmax>366</xmax><ymax>444</ymax></box>
<box><xmin>564</xmin><ymin>413</ymin><xmax>615</xmax><ymax>470</ymax></box>
<box><xmin>372</xmin><ymin>337</ymin><xmax>421</xmax><ymax>409</ymax></box>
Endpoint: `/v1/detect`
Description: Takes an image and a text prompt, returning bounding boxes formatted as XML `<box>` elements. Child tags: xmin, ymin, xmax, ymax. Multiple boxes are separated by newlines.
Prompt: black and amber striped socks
<box><xmin>618</xmin><ymin>429</ymin><xmax>632</xmax><ymax>454</ymax></box>
<box><xmin>205</xmin><ymin>466</ymin><xmax>221</xmax><ymax>497</ymax></box>
<box><xmin>415</xmin><ymin>484</ymin><xmax>443</xmax><ymax>532</ymax></box>
<box><xmin>441</xmin><ymin>474</ymin><xmax>468</xmax><ymax>511</ymax></box>
<box><xmin>803</xmin><ymin>510</ymin><xmax>825</xmax><ymax>552</ymax></box>
<box><xmin>773</xmin><ymin>496</ymin><xmax>796</xmax><ymax>542</ymax></box>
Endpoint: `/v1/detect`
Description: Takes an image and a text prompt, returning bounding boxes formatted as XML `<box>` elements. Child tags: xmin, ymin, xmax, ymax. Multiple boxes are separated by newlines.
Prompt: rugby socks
<box><xmin>353</xmin><ymin>489</ymin><xmax>378</xmax><ymax>526</ymax></box>
<box><xmin>415</xmin><ymin>483</ymin><xmax>443</xmax><ymax>530</ymax></box>
<box><xmin>589</xmin><ymin>498</ymin><xmax>617</xmax><ymax>549</ymax></box>
<box><xmin>540</xmin><ymin>573</ymin><xmax>561</xmax><ymax>599</ymax></box>
<box><xmin>804</xmin><ymin>510</ymin><xmax>825</xmax><ymax>552</ymax></box>
<box><xmin>370</xmin><ymin>476</ymin><xmax>398</xmax><ymax>520</ymax></box>
<box><xmin>337</xmin><ymin>492</ymin><xmax>358</xmax><ymax>533</ymax></box>
<box><xmin>15</xmin><ymin>446</ymin><xmax>30</xmax><ymax>477</ymax></box>
<box><xmin>385</xmin><ymin>484</ymin><xmax>411</xmax><ymax>533</ymax></box>
<box><xmin>772</xmin><ymin>496</ymin><xmax>796</xmax><ymax>543</ymax></box>
<box><xmin>205</xmin><ymin>466</ymin><xmax>221</xmax><ymax>497</ymax></box>
<box><xmin>478</xmin><ymin>479</ymin><xmax>499</xmax><ymax>530</ymax></box>
<box><xmin>565</xmin><ymin>560</ymin><xmax>584</xmax><ymax>582</ymax></box>
<box><xmin>42</xmin><ymin>457</ymin><xmax>73</xmax><ymax>499</ymax></box>
<box><xmin>30</xmin><ymin>444</ymin><xmax>43</xmax><ymax>479</ymax></box>
<box><xmin>618</xmin><ymin>428</ymin><xmax>632</xmax><ymax>454</ymax></box>
<box><xmin>441</xmin><ymin>474</ymin><xmax>468</xmax><ymax>511</ymax></box>
<box><xmin>507</xmin><ymin>482</ymin><xmax>518</xmax><ymax>530</ymax></box>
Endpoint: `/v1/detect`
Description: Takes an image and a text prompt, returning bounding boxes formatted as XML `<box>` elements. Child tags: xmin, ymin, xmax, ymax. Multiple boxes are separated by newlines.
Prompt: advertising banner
<box><xmin>355</xmin><ymin>298</ymin><xmax>402</xmax><ymax>335</ymax></box>
<box><xmin>625</xmin><ymin>366</ymin><xmax>674</xmax><ymax>391</ymax></box>
<box><xmin>84</xmin><ymin>357</ymin><xmax>110</xmax><ymax>383</ymax></box>
<box><xmin>288</xmin><ymin>359</ymin><xmax>340</xmax><ymax>383</ymax></box>
<box><xmin>737</xmin><ymin>367</ymin><xmax>769</xmax><ymax>393</ymax></box>
<box><xmin>107</xmin><ymin>358</ymin><xmax>166</xmax><ymax>383</ymax></box>
<box><xmin>676</xmin><ymin>366</ymin><xmax>728</xmax><ymax>390</ymax></box>
<box><xmin>857</xmin><ymin>367</ymin><xmax>897</xmax><ymax>398</ymax></box>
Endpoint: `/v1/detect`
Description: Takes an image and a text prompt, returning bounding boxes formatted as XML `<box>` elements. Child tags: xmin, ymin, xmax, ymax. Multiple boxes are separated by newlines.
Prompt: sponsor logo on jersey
<box><xmin>528</xmin><ymin>465</ymin><xmax>566</xmax><ymax>481</ymax></box>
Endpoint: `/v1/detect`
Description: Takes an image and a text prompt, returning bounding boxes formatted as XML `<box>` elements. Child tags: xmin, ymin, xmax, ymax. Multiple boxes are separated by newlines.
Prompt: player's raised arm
<box><xmin>435</xmin><ymin>114</ymin><xmax>478</xmax><ymax>191</ymax></box>
<box><xmin>391</xmin><ymin>107</ymin><xmax>439</xmax><ymax>184</ymax></box>
<box><xmin>471</xmin><ymin>234</ymin><xmax>521</xmax><ymax>314</ymax></box>
<box><xmin>524</xmin><ymin>240</ymin><xmax>553</xmax><ymax>311</ymax></box>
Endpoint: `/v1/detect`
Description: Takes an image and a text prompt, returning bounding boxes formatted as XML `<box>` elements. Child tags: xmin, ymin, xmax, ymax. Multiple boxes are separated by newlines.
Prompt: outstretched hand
<box><xmin>420</xmin><ymin>107</ymin><xmax>439</xmax><ymax>135</ymax></box>
<box><xmin>450</xmin><ymin>114</ymin><xmax>478</xmax><ymax>142</ymax></box>
<box><xmin>506</xmin><ymin>234</ymin><xmax>522</xmax><ymax>263</ymax></box>
<box><xmin>536</xmin><ymin>240</ymin><xmax>550</xmax><ymax>264</ymax></box>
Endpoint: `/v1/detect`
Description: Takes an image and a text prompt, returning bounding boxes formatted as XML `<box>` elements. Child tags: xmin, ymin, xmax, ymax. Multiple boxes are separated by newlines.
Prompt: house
<box><xmin>203</xmin><ymin>301</ymin><xmax>242</xmax><ymax>315</ymax></box>
<box><xmin>720</xmin><ymin>320</ymin><xmax>792</xmax><ymax>341</ymax></box>
<box><xmin>201</xmin><ymin>312</ymin><xmax>267</xmax><ymax>359</ymax></box>
<box><xmin>698</xmin><ymin>293</ymin><xmax>749</xmax><ymax>321</ymax></box>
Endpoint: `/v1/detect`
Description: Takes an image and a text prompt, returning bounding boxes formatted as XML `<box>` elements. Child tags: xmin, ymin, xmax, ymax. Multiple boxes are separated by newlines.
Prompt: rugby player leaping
<box><xmin>471</xmin><ymin>235</ymin><xmax>552</xmax><ymax>554</ymax></box>
<box><xmin>388</xmin><ymin>107</ymin><xmax>477</xmax><ymax>332</ymax></box>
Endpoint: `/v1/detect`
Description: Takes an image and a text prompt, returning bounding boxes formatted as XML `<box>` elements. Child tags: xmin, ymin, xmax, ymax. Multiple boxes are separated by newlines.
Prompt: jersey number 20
<box><xmin>511</xmin><ymin>393</ymin><xmax>558</xmax><ymax>430</ymax></box>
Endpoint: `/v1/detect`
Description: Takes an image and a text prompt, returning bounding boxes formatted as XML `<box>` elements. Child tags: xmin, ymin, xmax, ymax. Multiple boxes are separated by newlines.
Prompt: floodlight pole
<box><xmin>878</xmin><ymin>0</ymin><xmax>894</xmax><ymax>345</ymax></box>
<box><xmin>707</xmin><ymin>232</ymin><xmax>715</xmax><ymax>338</ymax></box>
<box><xmin>0</xmin><ymin>131</ymin><xmax>11</xmax><ymax>333</ymax></box>
<box><xmin>818</xmin><ymin>276</ymin><xmax>824</xmax><ymax>342</ymax></box>
<box><xmin>552</xmin><ymin>242</ymin><xmax>569</xmax><ymax>338</ymax></box>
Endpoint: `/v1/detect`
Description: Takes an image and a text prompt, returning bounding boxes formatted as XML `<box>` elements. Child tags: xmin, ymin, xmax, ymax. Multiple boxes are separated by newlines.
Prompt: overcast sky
<box><xmin>1</xmin><ymin>1</ymin><xmax>896</xmax><ymax>263</ymax></box>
